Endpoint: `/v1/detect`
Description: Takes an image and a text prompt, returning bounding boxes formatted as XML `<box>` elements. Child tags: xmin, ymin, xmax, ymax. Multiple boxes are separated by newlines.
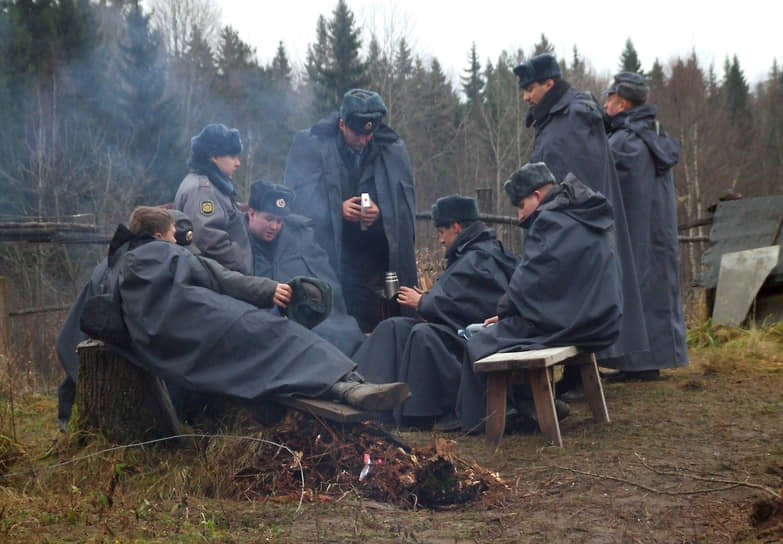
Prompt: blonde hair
<box><xmin>128</xmin><ymin>206</ymin><xmax>174</xmax><ymax>236</ymax></box>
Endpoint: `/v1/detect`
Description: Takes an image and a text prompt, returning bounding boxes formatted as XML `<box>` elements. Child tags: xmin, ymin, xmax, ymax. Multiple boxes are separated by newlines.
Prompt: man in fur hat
<box><xmin>246</xmin><ymin>181</ymin><xmax>365</xmax><ymax>356</ymax></box>
<box><xmin>352</xmin><ymin>195</ymin><xmax>517</xmax><ymax>428</ymax></box>
<box><xmin>456</xmin><ymin>163</ymin><xmax>623</xmax><ymax>431</ymax></box>
<box><xmin>174</xmin><ymin>123</ymin><xmax>252</xmax><ymax>274</ymax></box>
<box><xmin>513</xmin><ymin>54</ymin><xmax>649</xmax><ymax>397</ymax></box>
<box><xmin>284</xmin><ymin>89</ymin><xmax>417</xmax><ymax>332</ymax></box>
<box><xmin>603</xmin><ymin>72</ymin><xmax>688</xmax><ymax>380</ymax></box>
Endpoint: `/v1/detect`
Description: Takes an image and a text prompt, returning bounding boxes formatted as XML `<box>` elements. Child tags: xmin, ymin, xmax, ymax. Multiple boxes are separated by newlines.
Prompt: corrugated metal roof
<box><xmin>695</xmin><ymin>195</ymin><xmax>783</xmax><ymax>288</ymax></box>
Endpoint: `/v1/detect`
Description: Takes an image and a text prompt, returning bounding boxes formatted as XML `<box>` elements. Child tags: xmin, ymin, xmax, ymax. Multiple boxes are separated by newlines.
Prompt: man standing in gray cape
<box><xmin>513</xmin><ymin>54</ymin><xmax>648</xmax><ymax>396</ymax></box>
<box><xmin>284</xmin><ymin>89</ymin><xmax>417</xmax><ymax>332</ymax></box>
<box><xmin>174</xmin><ymin>123</ymin><xmax>252</xmax><ymax>274</ymax></box>
<box><xmin>603</xmin><ymin>72</ymin><xmax>688</xmax><ymax>380</ymax></box>
<box><xmin>246</xmin><ymin>181</ymin><xmax>365</xmax><ymax>356</ymax></box>
<box><xmin>352</xmin><ymin>195</ymin><xmax>517</xmax><ymax>427</ymax></box>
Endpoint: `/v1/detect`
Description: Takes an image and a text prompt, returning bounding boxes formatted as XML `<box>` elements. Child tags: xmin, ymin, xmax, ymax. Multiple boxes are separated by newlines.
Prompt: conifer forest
<box><xmin>1</xmin><ymin>0</ymin><xmax>782</xmax><ymax>377</ymax></box>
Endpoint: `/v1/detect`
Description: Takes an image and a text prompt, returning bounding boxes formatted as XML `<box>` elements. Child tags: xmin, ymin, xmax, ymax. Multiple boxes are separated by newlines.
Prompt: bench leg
<box><xmin>485</xmin><ymin>372</ymin><xmax>508</xmax><ymax>449</ymax></box>
<box><xmin>527</xmin><ymin>368</ymin><xmax>563</xmax><ymax>447</ymax></box>
<box><xmin>578</xmin><ymin>353</ymin><xmax>611</xmax><ymax>423</ymax></box>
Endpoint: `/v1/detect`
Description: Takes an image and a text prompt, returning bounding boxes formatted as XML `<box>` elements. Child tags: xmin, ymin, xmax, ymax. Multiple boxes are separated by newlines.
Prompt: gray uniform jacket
<box><xmin>283</xmin><ymin>112</ymin><xmax>418</xmax><ymax>291</ymax></box>
<box><xmin>173</xmin><ymin>172</ymin><xmax>252</xmax><ymax>274</ymax></box>
<box><xmin>528</xmin><ymin>83</ymin><xmax>648</xmax><ymax>361</ymax></box>
<box><xmin>607</xmin><ymin>104</ymin><xmax>688</xmax><ymax>370</ymax></box>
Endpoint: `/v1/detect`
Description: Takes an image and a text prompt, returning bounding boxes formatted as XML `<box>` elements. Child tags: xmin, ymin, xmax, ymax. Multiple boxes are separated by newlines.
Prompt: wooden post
<box><xmin>475</xmin><ymin>187</ymin><xmax>493</xmax><ymax>215</ymax></box>
<box><xmin>75</xmin><ymin>339</ymin><xmax>183</xmax><ymax>444</ymax></box>
<box><xmin>0</xmin><ymin>276</ymin><xmax>8</xmax><ymax>354</ymax></box>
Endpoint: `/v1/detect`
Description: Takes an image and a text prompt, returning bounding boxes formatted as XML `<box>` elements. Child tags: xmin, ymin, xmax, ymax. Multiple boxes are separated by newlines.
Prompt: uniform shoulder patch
<box><xmin>200</xmin><ymin>200</ymin><xmax>215</xmax><ymax>216</ymax></box>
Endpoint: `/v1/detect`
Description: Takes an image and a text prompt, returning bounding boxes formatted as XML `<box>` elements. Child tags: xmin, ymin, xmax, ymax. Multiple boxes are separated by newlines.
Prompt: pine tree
<box><xmin>328</xmin><ymin>0</ymin><xmax>367</xmax><ymax>93</ymax></box>
<box><xmin>305</xmin><ymin>0</ymin><xmax>367</xmax><ymax>116</ymax></box>
<box><xmin>649</xmin><ymin>58</ymin><xmax>665</xmax><ymax>91</ymax></box>
<box><xmin>270</xmin><ymin>40</ymin><xmax>292</xmax><ymax>83</ymax></box>
<box><xmin>305</xmin><ymin>15</ymin><xmax>331</xmax><ymax>113</ymax></box>
<box><xmin>394</xmin><ymin>37</ymin><xmax>413</xmax><ymax>81</ymax></box>
<box><xmin>723</xmin><ymin>54</ymin><xmax>749</xmax><ymax>118</ymax></box>
<box><xmin>618</xmin><ymin>38</ymin><xmax>643</xmax><ymax>74</ymax></box>
<box><xmin>115</xmin><ymin>1</ymin><xmax>182</xmax><ymax>203</ymax></box>
<box><xmin>461</xmin><ymin>42</ymin><xmax>483</xmax><ymax>106</ymax></box>
<box><xmin>184</xmin><ymin>24</ymin><xmax>216</xmax><ymax>76</ymax></box>
<box><xmin>532</xmin><ymin>34</ymin><xmax>554</xmax><ymax>56</ymax></box>
<box><xmin>172</xmin><ymin>23</ymin><xmax>216</xmax><ymax>141</ymax></box>
<box><xmin>365</xmin><ymin>34</ymin><xmax>391</xmax><ymax>98</ymax></box>
<box><xmin>757</xmin><ymin>60</ymin><xmax>783</xmax><ymax>192</ymax></box>
<box><xmin>565</xmin><ymin>45</ymin><xmax>590</xmax><ymax>90</ymax></box>
<box><xmin>405</xmin><ymin>57</ymin><xmax>461</xmax><ymax>204</ymax></box>
<box><xmin>0</xmin><ymin>0</ymin><xmax>101</xmax><ymax>215</ymax></box>
<box><xmin>259</xmin><ymin>40</ymin><xmax>296</xmax><ymax>179</ymax></box>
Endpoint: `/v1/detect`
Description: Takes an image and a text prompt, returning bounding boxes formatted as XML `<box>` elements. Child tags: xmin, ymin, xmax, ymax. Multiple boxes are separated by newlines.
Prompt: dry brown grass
<box><xmin>1</xmin><ymin>320</ymin><xmax>782</xmax><ymax>542</ymax></box>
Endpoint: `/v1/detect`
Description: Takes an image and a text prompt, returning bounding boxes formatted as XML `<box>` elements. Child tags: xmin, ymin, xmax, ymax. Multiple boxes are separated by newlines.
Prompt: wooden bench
<box><xmin>473</xmin><ymin>346</ymin><xmax>609</xmax><ymax>449</ymax></box>
<box><xmin>276</xmin><ymin>396</ymin><xmax>372</xmax><ymax>424</ymax></box>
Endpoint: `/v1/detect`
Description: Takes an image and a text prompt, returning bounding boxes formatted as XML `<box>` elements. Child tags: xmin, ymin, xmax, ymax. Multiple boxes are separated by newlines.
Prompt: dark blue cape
<box><xmin>354</xmin><ymin>222</ymin><xmax>518</xmax><ymax>421</ymax></box>
<box><xmin>457</xmin><ymin>177</ymin><xmax>623</xmax><ymax>429</ymax></box>
<box><xmin>250</xmin><ymin>214</ymin><xmax>365</xmax><ymax>356</ymax></box>
<box><xmin>75</xmin><ymin>229</ymin><xmax>355</xmax><ymax>404</ymax></box>
<box><xmin>283</xmin><ymin>112</ymin><xmax>418</xmax><ymax>294</ymax></box>
<box><xmin>607</xmin><ymin>104</ymin><xmax>688</xmax><ymax>370</ymax></box>
<box><xmin>529</xmin><ymin>85</ymin><xmax>648</xmax><ymax>361</ymax></box>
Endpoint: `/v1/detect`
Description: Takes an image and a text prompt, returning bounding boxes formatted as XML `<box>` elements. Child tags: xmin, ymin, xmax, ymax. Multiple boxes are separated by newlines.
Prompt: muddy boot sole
<box><xmin>344</xmin><ymin>382</ymin><xmax>411</xmax><ymax>412</ymax></box>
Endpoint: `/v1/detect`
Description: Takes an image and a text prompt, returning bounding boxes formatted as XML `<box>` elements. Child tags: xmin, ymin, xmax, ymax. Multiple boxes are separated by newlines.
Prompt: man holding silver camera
<box><xmin>284</xmin><ymin>89</ymin><xmax>417</xmax><ymax>332</ymax></box>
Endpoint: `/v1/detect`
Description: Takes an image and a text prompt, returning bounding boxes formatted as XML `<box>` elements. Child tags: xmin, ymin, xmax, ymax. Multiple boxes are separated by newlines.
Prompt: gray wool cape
<box><xmin>456</xmin><ymin>176</ymin><xmax>623</xmax><ymax>430</ymax></box>
<box><xmin>249</xmin><ymin>214</ymin><xmax>366</xmax><ymax>356</ymax></box>
<box><xmin>607</xmin><ymin>104</ymin><xmax>688</xmax><ymax>370</ymax></box>
<box><xmin>283</xmin><ymin>112</ymin><xmax>418</xmax><ymax>292</ymax></box>
<box><xmin>352</xmin><ymin>221</ymin><xmax>518</xmax><ymax>421</ymax></box>
<box><xmin>77</xmin><ymin>228</ymin><xmax>354</xmax><ymax>404</ymax></box>
<box><xmin>55</xmin><ymin>231</ymin><xmax>291</xmax><ymax>425</ymax></box>
<box><xmin>528</xmin><ymin>84</ymin><xmax>648</xmax><ymax>362</ymax></box>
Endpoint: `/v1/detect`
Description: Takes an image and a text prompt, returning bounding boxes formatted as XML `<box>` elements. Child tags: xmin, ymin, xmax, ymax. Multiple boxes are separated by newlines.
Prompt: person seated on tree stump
<box><xmin>74</xmin><ymin>206</ymin><xmax>410</xmax><ymax>419</ymax></box>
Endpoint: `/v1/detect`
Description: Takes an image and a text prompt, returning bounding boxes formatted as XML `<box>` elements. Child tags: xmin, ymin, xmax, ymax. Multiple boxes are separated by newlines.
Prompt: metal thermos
<box><xmin>383</xmin><ymin>271</ymin><xmax>399</xmax><ymax>300</ymax></box>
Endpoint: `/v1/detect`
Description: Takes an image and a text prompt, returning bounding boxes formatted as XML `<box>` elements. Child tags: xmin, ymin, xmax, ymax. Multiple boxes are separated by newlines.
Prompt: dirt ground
<box><xmin>1</xmin><ymin>342</ymin><xmax>782</xmax><ymax>543</ymax></box>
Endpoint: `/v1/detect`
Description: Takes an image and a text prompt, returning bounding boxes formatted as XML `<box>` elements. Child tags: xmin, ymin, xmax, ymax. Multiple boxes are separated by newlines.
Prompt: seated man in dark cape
<box><xmin>456</xmin><ymin>163</ymin><xmax>623</xmax><ymax>431</ymax></box>
<box><xmin>60</xmin><ymin>207</ymin><xmax>409</xmax><ymax>428</ymax></box>
<box><xmin>352</xmin><ymin>195</ymin><xmax>518</xmax><ymax>426</ymax></box>
<box><xmin>246</xmin><ymin>181</ymin><xmax>365</xmax><ymax>356</ymax></box>
<box><xmin>56</xmin><ymin>208</ymin><xmax>210</xmax><ymax>429</ymax></box>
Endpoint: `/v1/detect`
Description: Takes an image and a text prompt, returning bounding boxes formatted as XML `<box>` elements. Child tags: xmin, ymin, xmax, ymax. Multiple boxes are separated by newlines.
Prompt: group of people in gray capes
<box><xmin>56</xmin><ymin>53</ymin><xmax>687</xmax><ymax>436</ymax></box>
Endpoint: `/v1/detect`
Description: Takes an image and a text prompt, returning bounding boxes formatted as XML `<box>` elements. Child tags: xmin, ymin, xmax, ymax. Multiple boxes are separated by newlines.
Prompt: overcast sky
<box><xmin>214</xmin><ymin>0</ymin><xmax>777</xmax><ymax>88</ymax></box>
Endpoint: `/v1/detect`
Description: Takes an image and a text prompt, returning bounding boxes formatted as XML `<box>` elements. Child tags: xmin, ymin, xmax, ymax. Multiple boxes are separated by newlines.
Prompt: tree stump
<box><xmin>75</xmin><ymin>339</ymin><xmax>183</xmax><ymax>444</ymax></box>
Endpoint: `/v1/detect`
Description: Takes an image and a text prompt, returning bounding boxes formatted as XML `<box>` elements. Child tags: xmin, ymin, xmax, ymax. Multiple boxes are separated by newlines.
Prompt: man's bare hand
<box><xmin>360</xmin><ymin>200</ymin><xmax>380</xmax><ymax>227</ymax></box>
<box><xmin>483</xmin><ymin>315</ymin><xmax>499</xmax><ymax>326</ymax></box>
<box><xmin>397</xmin><ymin>285</ymin><xmax>423</xmax><ymax>309</ymax></box>
<box><xmin>342</xmin><ymin>196</ymin><xmax>362</xmax><ymax>222</ymax></box>
<box><xmin>273</xmin><ymin>283</ymin><xmax>292</xmax><ymax>309</ymax></box>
